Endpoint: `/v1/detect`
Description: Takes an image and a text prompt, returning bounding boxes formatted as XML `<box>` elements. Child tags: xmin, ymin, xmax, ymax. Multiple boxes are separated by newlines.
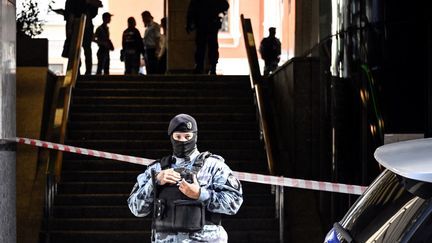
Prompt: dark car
<box><xmin>324</xmin><ymin>138</ymin><xmax>432</xmax><ymax>243</ymax></box>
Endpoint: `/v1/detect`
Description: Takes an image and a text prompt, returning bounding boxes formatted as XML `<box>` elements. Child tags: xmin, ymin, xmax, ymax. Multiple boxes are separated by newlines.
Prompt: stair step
<box><xmin>68</xmin><ymin>121</ymin><xmax>259</xmax><ymax>131</ymax></box>
<box><xmin>47</xmin><ymin>218</ymin><xmax>277</xmax><ymax>231</ymax></box>
<box><xmin>73</xmin><ymin>96</ymin><xmax>252</xmax><ymax>105</ymax></box>
<box><xmin>61</xmin><ymin>171</ymin><xmax>141</xmax><ymax>182</ymax></box>
<box><xmin>62</xmin><ymin>149</ymin><xmax>266</xmax><ymax>161</ymax></box>
<box><xmin>44</xmin><ymin>230</ymin><xmax>151</xmax><ymax>243</ymax></box>
<box><xmin>52</xmin><ymin>205</ymin><xmax>275</xmax><ymax>219</ymax></box>
<box><xmin>70</xmin><ymin>112</ymin><xmax>257</xmax><ymax>122</ymax></box>
<box><xmin>54</xmin><ymin>194</ymin><xmax>274</xmax><ymax>206</ymax></box>
<box><xmin>73</xmin><ymin>88</ymin><xmax>251</xmax><ymax>97</ymax></box>
<box><xmin>76</xmin><ymin>74</ymin><xmax>250</xmax><ymax>83</ymax></box>
<box><xmin>45</xmin><ymin>230</ymin><xmax>278</xmax><ymax>243</ymax></box>
<box><xmin>57</xmin><ymin>182</ymin><xmax>273</xmax><ymax>195</ymax></box>
<box><xmin>76</xmin><ymin>81</ymin><xmax>250</xmax><ymax>89</ymax></box>
<box><xmin>67</xmin><ymin>130</ymin><xmax>260</xmax><ymax>140</ymax></box>
<box><xmin>70</xmin><ymin>104</ymin><xmax>255</xmax><ymax>114</ymax></box>
<box><xmin>64</xmin><ymin>140</ymin><xmax>262</xmax><ymax>150</ymax></box>
<box><xmin>229</xmin><ymin>230</ymin><xmax>280</xmax><ymax>243</ymax></box>
<box><xmin>61</xmin><ymin>159</ymin><xmax>268</xmax><ymax>172</ymax></box>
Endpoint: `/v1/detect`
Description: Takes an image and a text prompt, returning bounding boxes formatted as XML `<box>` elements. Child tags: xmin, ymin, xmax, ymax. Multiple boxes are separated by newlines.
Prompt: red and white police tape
<box><xmin>4</xmin><ymin>137</ymin><xmax>367</xmax><ymax>195</ymax></box>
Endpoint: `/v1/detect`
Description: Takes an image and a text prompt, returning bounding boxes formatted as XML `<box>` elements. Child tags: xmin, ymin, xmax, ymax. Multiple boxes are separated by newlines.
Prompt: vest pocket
<box><xmin>172</xmin><ymin>200</ymin><xmax>205</xmax><ymax>232</ymax></box>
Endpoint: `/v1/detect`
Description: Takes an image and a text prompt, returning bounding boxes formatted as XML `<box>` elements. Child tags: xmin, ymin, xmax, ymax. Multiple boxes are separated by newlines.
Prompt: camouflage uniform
<box><xmin>128</xmin><ymin>149</ymin><xmax>243</xmax><ymax>243</ymax></box>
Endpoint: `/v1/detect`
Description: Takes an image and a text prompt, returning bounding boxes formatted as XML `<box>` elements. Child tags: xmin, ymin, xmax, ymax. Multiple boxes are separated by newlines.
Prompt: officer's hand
<box><xmin>156</xmin><ymin>168</ymin><xmax>181</xmax><ymax>185</ymax></box>
<box><xmin>178</xmin><ymin>175</ymin><xmax>200</xmax><ymax>200</ymax></box>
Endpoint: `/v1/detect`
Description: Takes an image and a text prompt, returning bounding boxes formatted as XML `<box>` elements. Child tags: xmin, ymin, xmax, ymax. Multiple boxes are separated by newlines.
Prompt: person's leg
<box><xmin>194</xmin><ymin>28</ymin><xmax>207</xmax><ymax>74</ymax></box>
<box><xmin>143</xmin><ymin>51</ymin><xmax>150</xmax><ymax>75</ymax></box>
<box><xmin>104</xmin><ymin>52</ymin><xmax>110</xmax><ymax>75</ymax></box>
<box><xmin>124</xmin><ymin>54</ymin><xmax>131</xmax><ymax>74</ymax></box>
<box><xmin>131</xmin><ymin>53</ymin><xmax>140</xmax><ymax>75</ymax></box>
<box><xmin>82</xmin><ymin>26</ymin><xmax>94</xmax><ymax>75</ymax></box>
<box><xmin>263</xmin><ymin>60</ymin><xmax>271</xmax><ymax>76</ymax></box>
<box><xmin>146</xmin><ymin>48</ymin><xmax>158</xmax><ymax>74</ymax></box>
<box><xmin>96</xmin><ymin>49</ymin><xmax>103</xmax><ymax>75</ymax></box>
<box><xmin>207</xmin><ymin>27</ymin><xmax>219</xmax><ymax>75</ymax></box>
<box><xmin>158</xmin><ymin>51</ymin><xmax>167</xmax><ymax>74</ymax></box>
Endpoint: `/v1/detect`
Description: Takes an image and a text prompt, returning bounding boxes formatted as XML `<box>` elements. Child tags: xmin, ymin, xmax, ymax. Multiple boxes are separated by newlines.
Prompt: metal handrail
<box><xmin>240</xmin><ymin>14</ymin><xmax>275</xmax><ymax>175</ymax></box>
<box><xmin>43</xmin><ymin>14</ymin><xmax>86</xmax><ymax>222</ymax></box>
<box><xmin>53</xmin><ymin>14</ymin><xmax>86</xmax><ymax>183</ymax></box>
<box><xmin>240</xmin><ymin>14</ymin><xmax>283</xmax><ymax>243</ymax></box>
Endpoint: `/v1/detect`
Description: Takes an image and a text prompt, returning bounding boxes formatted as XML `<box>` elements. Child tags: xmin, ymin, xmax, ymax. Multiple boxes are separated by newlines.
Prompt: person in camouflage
<box><xmin>128</xmin><ymin>114</ymin><xmax>243</xmax><ymax>243</ymax></box>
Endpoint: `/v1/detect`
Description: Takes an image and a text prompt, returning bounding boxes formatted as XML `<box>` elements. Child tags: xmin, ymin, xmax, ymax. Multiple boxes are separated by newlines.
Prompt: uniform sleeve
<box><xmin>127</xmin><ymin>163</ymin><xmax>160</xmax><ymax>217</ymax></box>
<box><xmin>198</xmin><ymin>158</ymin><xmax>243</xmax><ymax>215</ymax></box>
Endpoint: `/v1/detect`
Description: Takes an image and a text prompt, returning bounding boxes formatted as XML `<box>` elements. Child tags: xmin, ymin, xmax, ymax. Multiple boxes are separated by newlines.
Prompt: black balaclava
<box><xmin>168</xmin><ymin>114</ymin><xmax>198</xmax><ymax>158</ymax></box>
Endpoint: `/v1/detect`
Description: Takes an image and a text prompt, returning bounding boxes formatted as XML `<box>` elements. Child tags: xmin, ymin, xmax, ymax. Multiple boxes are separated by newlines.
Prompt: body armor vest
<box><xmin>151</xmin><ymin>152</ymin><xmax>221</xmax><ymax>232</ymax></box>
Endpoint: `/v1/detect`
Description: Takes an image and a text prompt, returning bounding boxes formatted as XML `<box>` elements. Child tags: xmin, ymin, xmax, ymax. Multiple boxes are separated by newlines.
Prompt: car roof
<box><xmin>374</xmin><ymin>137</ymin><xmax>432</xmax><ymax>183</ymax></box>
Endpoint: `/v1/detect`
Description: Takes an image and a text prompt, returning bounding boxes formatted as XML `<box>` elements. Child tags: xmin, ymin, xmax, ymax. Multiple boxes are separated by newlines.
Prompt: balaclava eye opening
<box><xmin>167</xmin><ymin>114</ymin><xmax>198</xmax><ymax>158</ymax></box>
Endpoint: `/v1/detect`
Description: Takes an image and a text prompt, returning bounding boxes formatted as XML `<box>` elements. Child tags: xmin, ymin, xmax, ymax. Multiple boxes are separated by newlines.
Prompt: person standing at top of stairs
<box><xmin>94</xmin><ymin>12</ymin><xmax>114</xmax><ymax>75</ymax></box>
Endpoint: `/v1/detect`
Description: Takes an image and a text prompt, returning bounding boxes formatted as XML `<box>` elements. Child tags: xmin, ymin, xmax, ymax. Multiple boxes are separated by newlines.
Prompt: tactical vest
<box><xmin>151</xmin><ymin>152</ymin><xmax>221</xmax><ymax>232</ymax></box>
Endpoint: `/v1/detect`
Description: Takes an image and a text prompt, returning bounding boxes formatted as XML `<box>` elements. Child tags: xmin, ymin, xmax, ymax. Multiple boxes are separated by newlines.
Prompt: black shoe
<box><xmin>208</xmin><ymin>66</ymin><xmax>216</xmax><ymax>75</ymax></box>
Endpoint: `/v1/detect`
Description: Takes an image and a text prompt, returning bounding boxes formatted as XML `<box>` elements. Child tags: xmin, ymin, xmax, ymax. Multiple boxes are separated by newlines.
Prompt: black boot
<box><xmin>208</xmin><ymin>65</ymin><xmax>216</xmax><ymax>75</ymax></box>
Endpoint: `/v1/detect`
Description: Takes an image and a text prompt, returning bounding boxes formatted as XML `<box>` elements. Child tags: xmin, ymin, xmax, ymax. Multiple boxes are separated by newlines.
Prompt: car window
<box><xmin>339</xmin><ymin>169</ymin><xmax>430</xmax><ymax>242</ymax></box>
<box><xmin>404</xmin><ymin>202</ymin><xmax>432</xmax><ymax>243</ymax></box>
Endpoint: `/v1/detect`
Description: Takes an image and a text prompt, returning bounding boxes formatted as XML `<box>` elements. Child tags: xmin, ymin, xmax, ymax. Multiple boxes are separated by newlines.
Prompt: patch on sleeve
<box><xmin>226</xmin><ymin>174</ymin><xmax>240</xmax><ymax>190</ymax></box>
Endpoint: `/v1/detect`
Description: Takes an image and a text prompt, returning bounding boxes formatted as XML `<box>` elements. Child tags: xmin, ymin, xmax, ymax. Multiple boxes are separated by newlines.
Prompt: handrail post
<box><xmin>275</xmin><ymin>185</ymin><xmax>285</xmax><ymax>243</ymax></box>
<box><xmin>278</xmin><ymin>185</ymin><xmax>284</xmax><ymax>243</ymax></box>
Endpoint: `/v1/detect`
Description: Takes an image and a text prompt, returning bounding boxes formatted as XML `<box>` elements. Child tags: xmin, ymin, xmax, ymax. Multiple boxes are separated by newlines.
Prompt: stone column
<box><xmin>166</xmin><ymin>0</ymin><xmax>196</xmax><ymax>73</ymax></box>
<box><xmin>0</xmin><ymin>0</ymin><xmax>17</xmax><ymax>242</ymax></box>
<box><xmin>294</xmin><ymin>0</ymin><xmax>320</xmax><ymax>56</ymax></box>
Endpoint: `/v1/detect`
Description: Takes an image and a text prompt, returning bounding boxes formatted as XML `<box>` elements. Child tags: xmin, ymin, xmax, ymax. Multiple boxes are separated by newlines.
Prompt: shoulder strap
<box><xmin>148</xmin><ymin>155</ymin><xmax>173</xmax><ymax>169</ymax></box>
<box><xmin>153</xmin><ymin>152</ymin><xmax>210</xmax><ymax>172</ymax></box>
<box><xmin>160</xmin><ymin>155</ymin><xmax>174</xmax><ymax>169</ymax></box>
<box><xmin>191</xmin><ymin>151</ymin><xmax>212</xmax><ymax>173</ymax></box>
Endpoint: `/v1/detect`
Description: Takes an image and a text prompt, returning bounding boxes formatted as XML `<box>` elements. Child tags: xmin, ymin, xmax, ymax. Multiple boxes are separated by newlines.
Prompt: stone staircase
<box><xmin>42</xmin><ymin>75</ymin><xmax>279</xmax><ymax>243</ymax></box>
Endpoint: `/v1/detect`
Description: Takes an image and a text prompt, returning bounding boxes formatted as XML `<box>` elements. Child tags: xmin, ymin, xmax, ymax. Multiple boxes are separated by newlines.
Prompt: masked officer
<box><xmin>128</xmin><ymin>114</ymin><xmax>243</xmax><ymax>242</ymax></box>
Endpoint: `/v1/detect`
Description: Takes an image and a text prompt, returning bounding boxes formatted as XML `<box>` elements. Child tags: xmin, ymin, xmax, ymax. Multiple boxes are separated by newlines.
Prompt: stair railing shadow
<box><xmin>240</xmin><ymin>14</ymin><xmax>284</xmax><ymax>243</ymax></box>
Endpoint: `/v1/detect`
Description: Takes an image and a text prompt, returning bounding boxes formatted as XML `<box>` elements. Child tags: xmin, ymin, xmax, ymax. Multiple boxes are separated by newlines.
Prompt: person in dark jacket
<box><xmin>94</xmin><ymin>12</ymin><xmax>114</xmax><ymax>75</ymax></box>
<box><xmin>122</xmin><ymin>17</ymin><xmax>144</xmax><ymax>75</ymax></box>
<box><xmin>157</xmin><ymin>17</ymin><xmax>167</xmax><ymax>74</ymax></box>
<box><xmin>259</xmin><ymin>27</ymin><xmax>281</xmax><ymax>76</ymax></box>
<box><xmin>141</xmin><ymin>11</ymin><xmax>161</xmax><ymax>75</ymax></box>
<box><xmin>186</xmin><ymin>0</ymin><xmax>229</xmax><ymax>75</ymax></box>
